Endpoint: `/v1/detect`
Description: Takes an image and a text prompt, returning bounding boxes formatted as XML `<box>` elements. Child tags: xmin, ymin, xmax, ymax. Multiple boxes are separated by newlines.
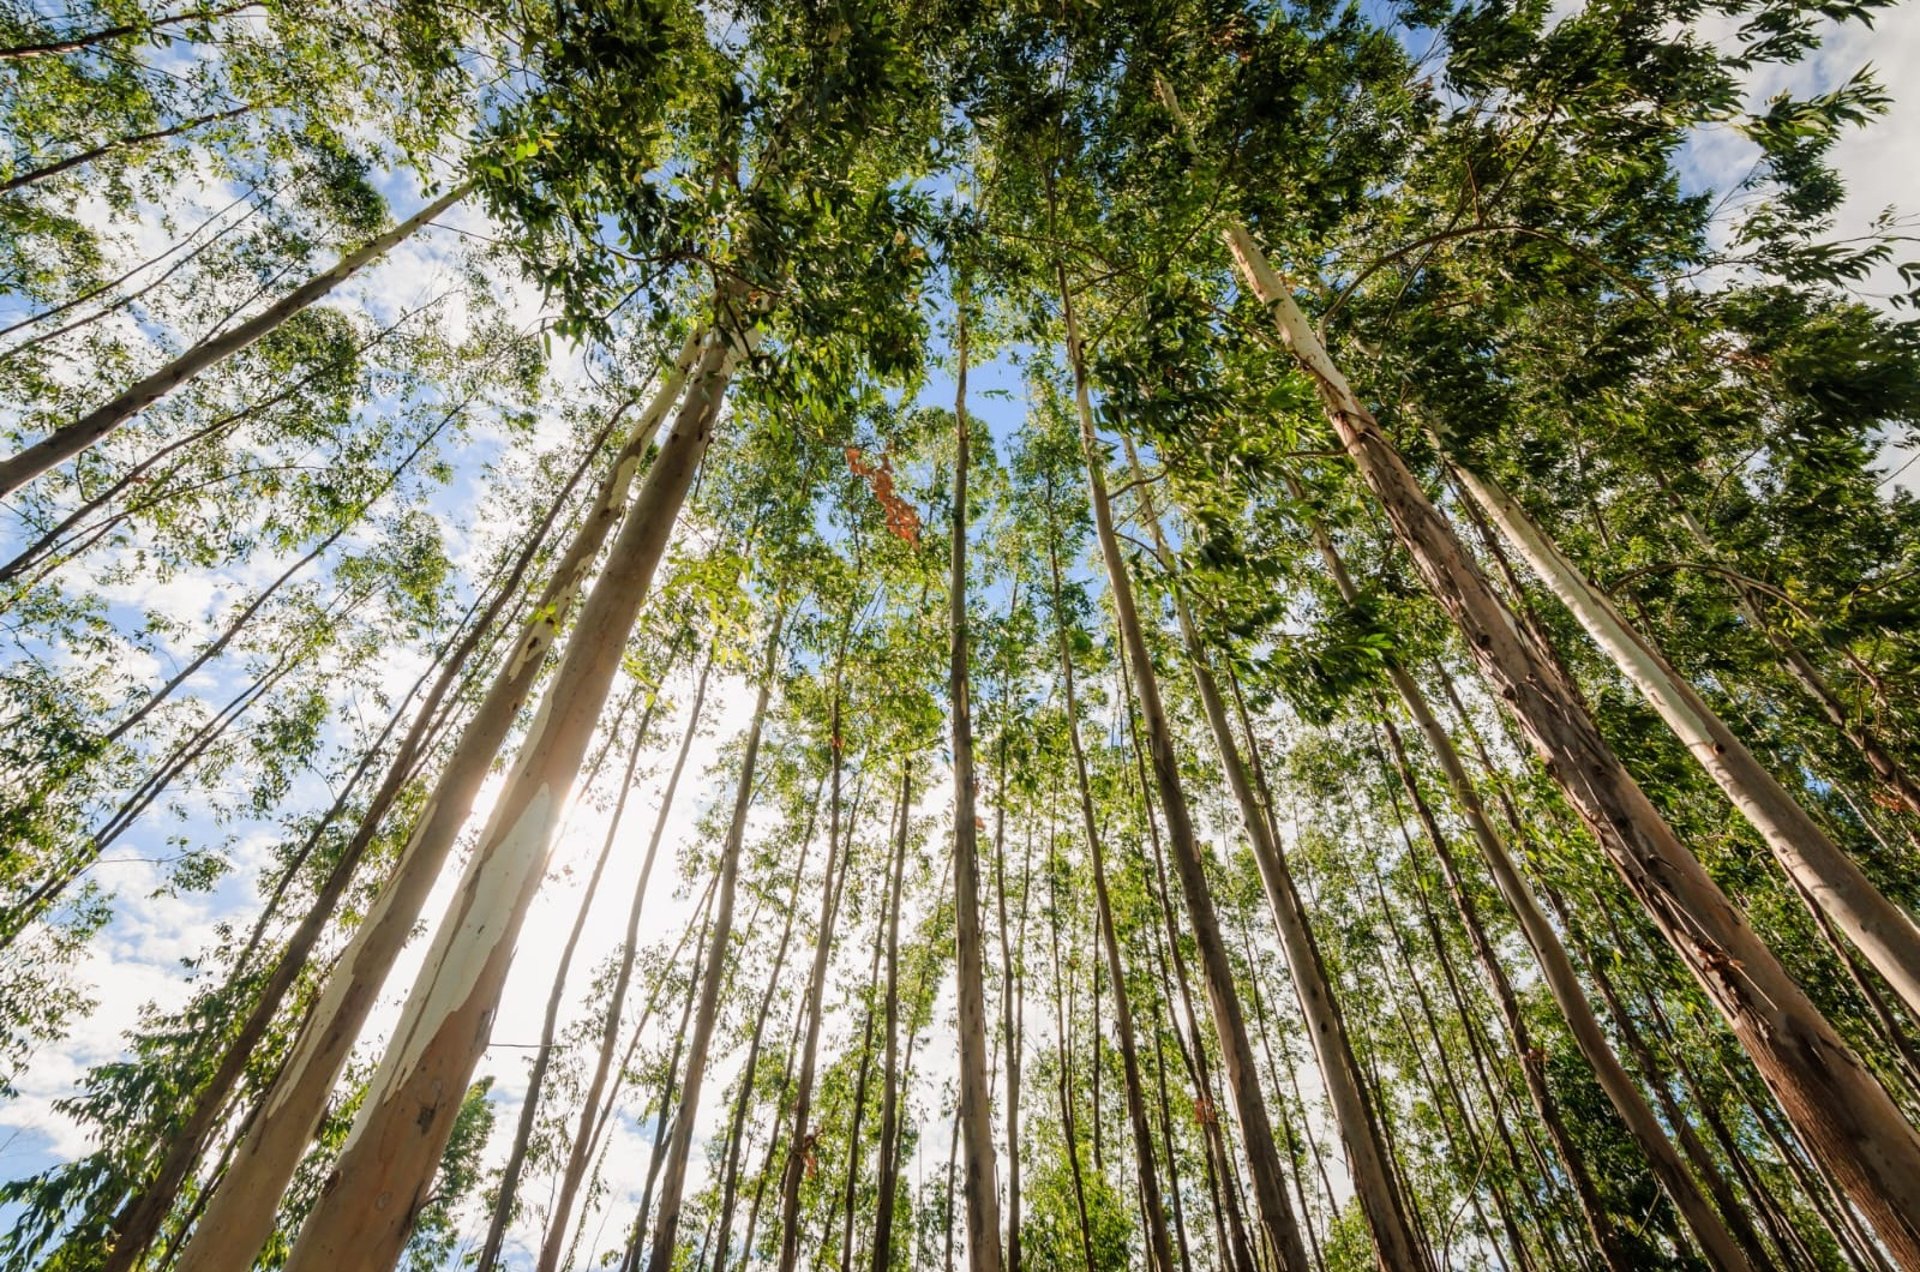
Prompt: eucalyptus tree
<box><xmin>172</xmin><ymin>340</ymin><xmax>705</xmax><ymax>1272</ymax></box>
<box><xmin>1022</xmin><ymin>411</ymin><xmax>1178</xmax><ymax>1272</ymax></box>
<box><xmin>0</xmin><ymin>405</ymin><xmax>611</xmax><ymax>1272</ymax></box>
<box><xmin>0</xmin><ymin>0</ymin><xmax>520</xmax><ymax>497</ymax></box>
<box><xmin>1078</xmin><ymin>0</ymin><xmax>1920</xmax><ymax>1251</ymax></box>
<box><xmin>640</xmin><ymin>607</ymin><xmax>788</xmax><ymax>1272</ymax></box>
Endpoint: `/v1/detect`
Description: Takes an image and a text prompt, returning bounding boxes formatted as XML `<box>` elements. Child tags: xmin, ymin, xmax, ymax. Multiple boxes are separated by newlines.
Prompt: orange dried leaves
<box><xmin>846</xmin><ymin>446</ymin><xmax>921</xmax><ymax>547</ymax></box>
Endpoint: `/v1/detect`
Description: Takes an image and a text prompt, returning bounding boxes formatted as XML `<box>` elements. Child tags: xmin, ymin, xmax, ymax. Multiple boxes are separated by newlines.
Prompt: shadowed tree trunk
<box><xmin>1058</xmin><ymin>244</ymin><xmax>1310</xmax><ymax>1272</ymax></box>
<box><xmin>1194</xmin><ymin>144</ymin><xmax>1920</xmax><ymax>1261</ymax></box>
<box><xmin>994</xmin><ymin>735</ymin><xmax>1027</xmax><ymax>1272</ymax></box>
<box><xmin>1288</xmin><ymin>494</ymin><xmax>1757</xmax><ymax>1272</ymax></box>
<box><xmin>1122</xmin><ymin>646</ymin><xmax>1262</xmax><ymax>1272</ymax></box>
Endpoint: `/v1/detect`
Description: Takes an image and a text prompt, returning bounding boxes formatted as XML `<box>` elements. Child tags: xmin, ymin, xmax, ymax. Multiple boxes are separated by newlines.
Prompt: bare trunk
<box><xmin>641</xmin><ymin>613</ymin><xmax>784</xmax><ymax>1272</ymax></box>
<box><xmin>839</xmin><ymin>827</ymin><xmax>894</xmax><ymax>1272</ymax></box>
<box><xmin>1454</xmin><ymin>464</ymin><xmax>1920</xmax><ymax>1020</ymax></box>
<box><xmin>871</xmin><ymin>765</ymin><xmax>913</xmax><ymax>1272</ymax></box>
<box><xmin>1551</xmin><ymin>885</ymin><xmax>1786</xmax><ymax>1272</ymax></box>
<box><xmin>621</xmin><ymin>893</ymin><xmax>717</xmax><ymax>1272</ymax></box>
<box><xmin>0</xmin><ymin>184</ymin><xmax>470</xmax><ymax>496</ymax></box>
<box><xmin>1202</xmin><ymin>182</ymin><xmax>1920</xmax><ymax>1261</ymax></box>
<box><xmin>272</xmin><ymin>329</ymin><xmax>734</xmax><ymax>1272</ymax></box>
<box><xmin>995</xmin><ymin>739</ymin><xmax>1026</xmax><ymax>1272</ymax></box>
<box><xmin>1126</xmin><ymin>441</ymin><xmax>1421</xmax><ymax>1271</ymax></box>
<box><xmin>1295</xmin><ymin>491</ymin><xmax>1750</xmax><ymax>1267</ymax></box>
<box><xmin>1368</xmin><ymin>862</ymin><xmax>1536</xmax><ymax>1272</ymax></box>
<box><xmin>1047</xmin><ymin>842</ymin><xmax>1099</xmax><ymax>1272</ymax></box>
<box><xmin>175</xmin><ymin>333</ymin><xmax>709</xmax><ymax>1272</ymax></box>
<box><xmin>776</xmin><ymin>689</ymin><xmax>854</xmax><ymax>1272</ymax></box>
<box><xmin>733</xmin><ymin>989</ymin><xmax>806</xmax><ymax>1272</ymax></box>
<box><xmin>949</xmin><ymin>294</ymin><xmax>1006</xmax><ymax>1272</ymax></box>
<box><xmin>536</xmin><ymin>649</ymin><xmax>715</xmax><ymax>1270</ymax></box>
<box><xmin>1047</xmin><ymin>507</ymin><xmax>1178</xmax><ymax>1272</ymax></box>
<box><xmin>710</xmin><ymin>799</ymin><xmax>812</xmax><ymax>1272</ymax></box>
<box><xmin>1123</xmin><ymin>640</ymin><xmax>1262</xmax><ymax>1272</ymax></box>
<box><xmin>1059</xmin><ymin>252</ymin><xmax>1309</xmax><ymax>1272</ymax></box>
<box><xmin>1149</xmin><ymin>981</ymin><xmax>1196</xmax><ymax>1272</ymax></box>
<box><xmin>1377</xmin><ymin>716</ymin><xmax>1626</xmax><ymax>1269</ymax></box>
<box><xmin>1233</xmin><ymin>916</ymin><xmax>1328</xmax><ymax>1272</ymax></box>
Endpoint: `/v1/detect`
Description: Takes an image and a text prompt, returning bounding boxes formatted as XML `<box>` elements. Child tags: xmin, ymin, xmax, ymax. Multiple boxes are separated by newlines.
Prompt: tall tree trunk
<box><xmin>621</xmin><ymin>892</ymin><xmax>717</xmax><ymax>1272</ymax></box>
<box><xmin>1047</xmin><ymin>840</ymin><xmax>1100</xmax><ymax>1272</ymax></box>
<box><xmin>536</xmin><ymin>649</ymin><xmax>716</xmax><ymax>1271</ymax></box>
<box><xmin>733</xmin><ymin>988</ymin><xmax>806</xmax><ymax>1272</ymax></box>
<box><xmin>1</xmin><ymin>105</ymin><xmax>253</xmax><ymax>193</ymax></box>
<box><xmin>1291</xmin><ymin>499</ymin><xmax>1757</xmax><ymax>1272</ymax></box>
<box><xmin>0</xmin><ymin>183</ymin><xmax>470</xmax><ymax>496</ymax></box>
<box><xmin>1046</xmin><ymin>508</ymin><xmax>1178</xmax><ymax>1272</ymax></box>
<box><xmin>274</xmin><ymin>328</ymin><xmax>737</xmax><ymax>1272</ymax></box>
<box><xmin>1376</xmin><ymin>716</ymin><xmax>1627</xmax><ymax>1270</ymax></box>
<box><xmin>1452</xmin><ymin>463</ymin><xmax>1920</xmax><ymax>1019</ymax></box>
<box><xmin>1233</xmin><ymin>916</ymin><xmax>1328</xmax><ymax>1272</ymax></box>
<box><xmin>175</xmin><ymin>332</ymin><xmax>709</xmax><ymax>1272</ymax></box>
<box><xmin>1091</xmin><ymin>905</ymin><xmax>1104</xmax><ymax>1179</ymax></box>
<box><xmin>1148</xmin><ymin>979</ymin><xmax>1196</xmax><ymax>1272</ymax></box>
<box><xmin>1367</xmin><ymin>862</ymin><xmax>1537</xmax><ymax>1272</ymax></box>
<box><xmin>92</xmin><ymin>424</ymin><xmax>599</xmax><ymax>1272</ymax></box>
<box><xmin>1405</xmin><ymin>857</ymin><xmax>1581</xmax><ymax>1261</ymax></box>
<box><xmin>1123</xmin><ymin>636</ymin><xmax>1261</xmax><ymax>1272</ymax></box>
<box><xmin>1551</xmin><ymin>884</ymin><xmax>1787</xmax><ymax>1272</ymax></box>
<box><xmin>948</xmin><ymin>291</ymin><xmax>1006</xmax><ymax>1272</ymax></box>
<box><xmin>871</xmin><ymin>764</ymin><xmax>913</xmax><ymax>1272</ymax></box>
<box><xmin>1388</xmin><ymin>689</ymin><xmax>1752</xmax><ymax>1271</ymax></box>
<box><xmin>776</xmin><ymin>688</ymin><xmax>855</xmax><ymax>1272</ymax></box>
<box><xmin>642</xmin><ymin>612</ymin><xmax>784</xmax><ymax>1272</ymax></box>
<box><xmin>571</xmin><ymin>872</ymin><xmax>720</xmax><ymax>1270</ymax></box>
<box><xmin>995</xmin><ymin>740</ymin><xmax>1026</xmax><ymax>1272</ymax></box>
<box><xmin>710</xmin><ymin>806</ymin><xmax>811</xmax><ymax>1272</ymax></box>
<box><xmin>1057</xmin><ymin>252</ymin><xmax>1310</xmax><ymax>1272</ymax></box>
<box><xmin>1196</xmin><ymin>151</ymin><xmax>1920</xmax><ymax>1261</ymax></box>
<box><xmin>474</xmin><ymin>659</ymin><xmax>676</xmax><ymax>1272</ymax></box>
<box><xmin>840</xmin><ymin>816</ymin><xmax>895</xmax><ymax>1272</ymax></box>
<box><xmin>1124</xmin><ymin>439</ymin><xmax>1419</xmax><ymax>1271</ymax></box>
